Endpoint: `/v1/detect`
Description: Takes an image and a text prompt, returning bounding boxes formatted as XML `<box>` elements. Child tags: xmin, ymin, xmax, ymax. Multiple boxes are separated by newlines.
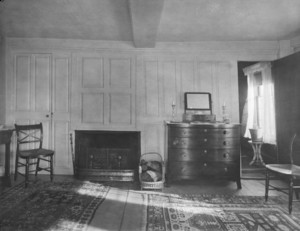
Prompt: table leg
<box><xmin>4</xmin><ymin>142</ymin><xmax>11</xmax><ymax>187</ymax></box>
<box><xmin>249</xmin><ymin>143</ymin><xmax>265</xmax><ymax>166</ymax></box>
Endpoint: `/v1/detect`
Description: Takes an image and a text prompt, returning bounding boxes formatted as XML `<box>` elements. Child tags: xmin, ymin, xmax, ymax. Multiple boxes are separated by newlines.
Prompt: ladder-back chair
<box><xmin>14</xmin><ymin>123</ymin><xmax>55</xmax><ymax>187</ymax></box>
<box><xmin>265</xmin><ymin>133</ymin><xmax>300</xmax><ymax>214</ymax></box>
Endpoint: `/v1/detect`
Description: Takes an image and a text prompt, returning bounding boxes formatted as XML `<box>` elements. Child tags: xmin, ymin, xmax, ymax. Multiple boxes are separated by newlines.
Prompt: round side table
<box><xmin>248</xmin><ymin>140</ymin><xmax>265</xmax><ymax>166</ymax></box>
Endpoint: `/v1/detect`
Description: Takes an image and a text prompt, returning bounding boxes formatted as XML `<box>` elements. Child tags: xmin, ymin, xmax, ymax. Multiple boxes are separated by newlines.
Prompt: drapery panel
<box><xmin>243</xmin><ymin>62</ymin><xmax>276</xmax><ymax>144</ymax></box>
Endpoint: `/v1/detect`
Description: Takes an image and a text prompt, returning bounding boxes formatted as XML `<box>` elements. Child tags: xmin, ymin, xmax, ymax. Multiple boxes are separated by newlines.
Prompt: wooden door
<box><xmin>9</xmin><ymin>53</ymin><xmax>72</xmax><ymax>174</ymax></box>
<box><xmin>272</xmin><ymin>52</ymin><xmax>300</xmax><ymax>163</ymax></box>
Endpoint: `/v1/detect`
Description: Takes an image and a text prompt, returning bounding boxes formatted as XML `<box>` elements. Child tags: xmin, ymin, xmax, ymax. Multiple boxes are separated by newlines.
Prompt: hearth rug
<box><xmin>146</xmin><ymin>193</ymin><xmax>300</xmax><ymax>231</ymax></box>
<box><xmin>0</xmin><ymin>180</ymin><xmax>110</xmax><ymax>231</ymax></box>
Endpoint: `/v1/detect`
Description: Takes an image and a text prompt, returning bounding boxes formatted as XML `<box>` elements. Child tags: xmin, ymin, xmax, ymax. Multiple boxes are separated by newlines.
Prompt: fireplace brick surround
<box><xmin>75</xmin><ymin>130</ymin><xmax>141</xmax><ymax>181</ymax></box>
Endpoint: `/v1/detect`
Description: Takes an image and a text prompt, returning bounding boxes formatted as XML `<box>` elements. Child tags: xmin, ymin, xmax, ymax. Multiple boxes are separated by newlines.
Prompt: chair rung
<box><xmin>268</xmin><ymin>185</ymin><xmax>289</xmax><ymax>194</ymax></box>
<box><xmin>37</xmin><ymin>167</ymin><xmax>51</xmax><ymax>171</ymax></box>
<box><xmin>38</xmin><ymin>157</ymin><xmax>51</xmax><ymax>162</ymax></box>
<box><xmin>17</xmin><ymin>162</ymin><xmax>38</xmax><ymax>165</ymax></box>
<box><xmin>16</xmin><ymin>172</ymin><xmax>25</xmax><ymax>176</ymax></box>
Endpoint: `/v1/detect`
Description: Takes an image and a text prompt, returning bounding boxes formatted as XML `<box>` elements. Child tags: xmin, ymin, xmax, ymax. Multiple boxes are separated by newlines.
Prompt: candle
<box><xmin>172</xmin><ymin>101</ymin><xmax>176</xmax><ymax>106</ymax></box>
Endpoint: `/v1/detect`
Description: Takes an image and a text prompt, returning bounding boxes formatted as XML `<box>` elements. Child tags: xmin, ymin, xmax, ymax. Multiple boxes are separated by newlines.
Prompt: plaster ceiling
<box><xmin>1</xmin><ymin>0</ymin><xmax>300</xmax><ymax>47</ymax></box>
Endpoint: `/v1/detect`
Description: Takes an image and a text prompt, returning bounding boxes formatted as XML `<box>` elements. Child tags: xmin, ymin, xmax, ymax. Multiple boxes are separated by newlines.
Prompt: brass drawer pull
<box><xmin>203</xmin><ymin>163</ymin><xmax>207</xmax><ymax>167</ymax></box>
<box><xmin>223</xmin><ymin>141</ymin><xmax>227</xmax><ymax>145</ymax></box>
<box><xmin>223</xmin><ymin>130</ymin><xmax>227</xmax><ymax>134</ymax></box>
<box><xmin>204</xmin><ymin>138</ymin><xmax>207</xmax><ymax>142</ymax></box>
<box><xmin>172</xmin><ymin>139</ymin><xmax>179</xmax><ymax>145</ymax></box>
<box><xmin>223</xmin><ymin>152</ymin><xmax>229</xmax><ymax>159</ymax></box>
<box><xmin>204</xmin><ymin>150</ymin><xmax>207</xmax><ymax>154</ymax></box>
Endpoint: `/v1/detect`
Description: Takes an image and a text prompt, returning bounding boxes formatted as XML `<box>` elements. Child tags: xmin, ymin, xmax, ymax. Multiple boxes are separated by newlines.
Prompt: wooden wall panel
<box><xmin>160</xmin><ymin>61</ymin><xmax>177</xmax><ymax>115</ymax></box>
<box><xmin>53</xmin><ymin>57</ymin><xmax>69</xmax><ymax>113</ymax></box>
<box><xmin>53</xmin><ymin>121</ymin><xmax>72</xmax><ymax>173</ymax></box>
<box><xmin>82</xmin><ymin>57</ymin><xmax>104</xmax><ymax>88</ymax></box>
<box><xmin>180</xmin><ymin>61</ymin><xmax>195</xmax><ymax>92</ymax></box>
<box><xmin>145</xmin><ymin>61</ymin><xmax>159</xmax><ymax>116</ymax></box>
<box><xmin>109</xmin><ymin>93</ymin><xmax>132</xmax><ymax>124</ymax></box>
<box><xmin>142</xmin><ymin>123</ymin><xmax>163</xmax><ymax>154</ymax></box>
<box><xmin>76</xmin><ymin>54</ymin><xmax>135</xmax><ymax>128</ymax></box>
<box><xmin>81</xmin><ymin>93</ymin><xmax>104</xmax><ymax>123</ymax></box>
<box><xmin>196</xmin><ymin>62</ymin><xmax>213</xmax><ymax>93</ymax></box>
<box><xmin>109</xmin><ymin>58</ymin><xmax>132</xmax><ymax>88</ymax></box>
<box><xmin>212</xmin><ymin>62</ymin><xmax>232</xmax><ymax>119</ymax></box>
<box><xmin>162</xmin><ymin>61</ymin><xmax>176</xmax><ymax>115</ymax></box>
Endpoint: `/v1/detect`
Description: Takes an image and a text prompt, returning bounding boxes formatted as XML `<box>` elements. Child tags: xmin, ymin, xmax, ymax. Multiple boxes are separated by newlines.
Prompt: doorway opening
<box><xmin>238</xmin><ymin>61</ymin><xmax>265</xmax><ymax>179</ymax></box>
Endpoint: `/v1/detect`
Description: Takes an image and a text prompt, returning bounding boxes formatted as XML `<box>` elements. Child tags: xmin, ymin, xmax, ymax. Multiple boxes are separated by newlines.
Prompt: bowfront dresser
<box><xmin>166</xmin><ymin>122</ymin><xmax>241</xmax><ymax>189</ymax></box>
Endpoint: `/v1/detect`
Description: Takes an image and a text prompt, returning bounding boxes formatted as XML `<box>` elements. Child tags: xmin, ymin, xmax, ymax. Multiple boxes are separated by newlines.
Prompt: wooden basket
<box><xmin>139</xmin><ymin>152</ymin><xmax>165</xmax><ymax>190</ymax></box>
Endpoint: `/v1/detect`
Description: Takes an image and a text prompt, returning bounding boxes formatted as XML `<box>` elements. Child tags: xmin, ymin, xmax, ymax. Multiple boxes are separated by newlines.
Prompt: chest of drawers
<box><xmin>166</xmin><ymin>122</ymin><xmax>241</xmax><ymax>188</ymax></box>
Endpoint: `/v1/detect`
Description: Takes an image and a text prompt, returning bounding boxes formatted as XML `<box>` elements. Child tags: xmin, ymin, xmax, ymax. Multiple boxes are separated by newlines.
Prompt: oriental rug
<box><xmin>0</xmin><ymin>180</ymin><xmax>110</xmax><ymax>231</ymax></box>
<box><xmin>146</xmin><ymin>193</ymin><xmax>300</xmax><ymax>231</ymax></box>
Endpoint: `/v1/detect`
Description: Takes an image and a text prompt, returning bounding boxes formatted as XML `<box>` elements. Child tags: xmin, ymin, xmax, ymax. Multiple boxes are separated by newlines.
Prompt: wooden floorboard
<box><xmin>0</xmin><ymin>174</ymin><xmax>288</xmax><ymax>196</ymax></box>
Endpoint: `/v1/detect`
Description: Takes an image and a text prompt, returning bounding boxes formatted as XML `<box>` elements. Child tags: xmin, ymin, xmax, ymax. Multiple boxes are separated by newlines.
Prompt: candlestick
<box><xmin>171</xmin><ymin>102</ymin><xmax>176</xmax><ymax>122</ymax></box>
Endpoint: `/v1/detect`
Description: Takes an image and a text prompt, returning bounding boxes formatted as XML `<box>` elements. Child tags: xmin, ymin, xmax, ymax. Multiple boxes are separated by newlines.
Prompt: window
<box><xmin>243</xmin><ymin>62</ymin><xmax>276</xmax><ymax>144</ymax></box>
<box><xmin>253</xmin><ymin>72</ymin><xmax>263</xmax><ymax>129</ymax></box>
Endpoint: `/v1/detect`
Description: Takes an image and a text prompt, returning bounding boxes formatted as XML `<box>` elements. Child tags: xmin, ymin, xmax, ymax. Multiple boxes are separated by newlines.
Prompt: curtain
<box><xmin>243</xmin><ymin>70</ymin><xmax>255</xmax><ymax>139</ymax></box>
<box><xmin>243</xmin><ymin>62</ymin><xmax>277</xmax><ymax>144</ymax></box>
<box><xmin>261</xmin><ymin>63</ymin><xmax>276</xmax><ymax>144</ymax></box>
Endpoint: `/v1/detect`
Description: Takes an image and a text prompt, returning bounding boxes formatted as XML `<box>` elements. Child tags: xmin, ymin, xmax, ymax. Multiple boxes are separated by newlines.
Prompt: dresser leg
<box><xmin>236</xmin><ymin>179</ymin><xmax>242</xmax><ymax>189</ymax></box>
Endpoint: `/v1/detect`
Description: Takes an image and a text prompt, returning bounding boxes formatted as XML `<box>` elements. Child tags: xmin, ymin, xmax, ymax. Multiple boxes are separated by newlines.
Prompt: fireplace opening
<box><xmin>75</xmin><ymin>130</ymin><xmax>141</xmax><ymax>181</ymax></box>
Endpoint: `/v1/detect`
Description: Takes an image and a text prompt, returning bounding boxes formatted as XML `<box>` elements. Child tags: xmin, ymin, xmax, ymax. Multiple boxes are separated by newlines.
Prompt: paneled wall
<box><xmin>3</xmin><ymin>38</ymin><xmax>282</xmax><ymax>175</ymax></box>
<box><xmin>0</xmin><ymin>37</ymin><xmax>5</xmax><ymax>124</ymax></box>
<box><xmin>71</xmin><ymin>53</ymin><xmax>136</xmax><ymax>130</ymax></box>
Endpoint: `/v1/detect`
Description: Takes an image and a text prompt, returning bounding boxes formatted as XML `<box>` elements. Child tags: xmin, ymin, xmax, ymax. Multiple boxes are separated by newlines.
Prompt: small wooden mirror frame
<box><xmin>184</xmin><ymin>92</ymin><xmax>212</xmax><ymax>114</ymax></box>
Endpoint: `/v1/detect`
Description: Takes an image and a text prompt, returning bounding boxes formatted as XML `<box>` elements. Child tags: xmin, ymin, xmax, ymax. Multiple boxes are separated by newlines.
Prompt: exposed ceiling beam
<box><xmin>129</xmin><ymin>0</ymin><xmax>164</xmax><ymax>48</ymax></box>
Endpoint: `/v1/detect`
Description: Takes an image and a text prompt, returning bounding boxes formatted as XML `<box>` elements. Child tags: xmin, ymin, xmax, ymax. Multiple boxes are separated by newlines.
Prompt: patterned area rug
<box><xmin>0</xmin><ymin>180</ymin><xmax>110</xmax><ymax>231</ymax></box>
<box><xmin>146</xmin><ymin>193</ymin><xmax>300</xmax><ymax>231</ymax></box>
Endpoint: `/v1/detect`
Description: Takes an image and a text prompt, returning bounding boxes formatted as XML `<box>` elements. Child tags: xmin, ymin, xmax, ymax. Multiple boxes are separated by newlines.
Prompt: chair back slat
<box><xmin>15</xmin><ymin>123</ymin><xmax>43</xmax><ymax>150</ymax></box>
<box><xmin>290</xmin><ymin>133</ymin><xmax>300</xmax><ymax>165</ymax></box>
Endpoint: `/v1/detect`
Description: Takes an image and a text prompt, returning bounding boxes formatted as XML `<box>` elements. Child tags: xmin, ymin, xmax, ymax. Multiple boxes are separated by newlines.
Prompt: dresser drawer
<box><xmin>168</xmin><ymin>137</ymin><xmax>240</xmax><ymax>149</ymax></box>
<box><xmin>169</xmin><ymin>127</ymin><xmax>240</xmax><ymax>138</ymax></box>
<box><xmin>166</xmin><ymin>122</ymin><xmax>241</xmax><ymax>187</ymax></box>
<box><xmin>168</xmin><ymin>148</ymin><xmax>240</xmax><ymax>162</ymax></box>
<box><xmin>167</xmin><ymin>161</ymin><xmax>239</xmax><ymax>180</ymax></box>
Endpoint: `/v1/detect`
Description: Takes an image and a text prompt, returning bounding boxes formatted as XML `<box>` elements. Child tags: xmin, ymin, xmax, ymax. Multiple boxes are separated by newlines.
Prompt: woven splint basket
<box><xmin>139</xmin><ymin>152</ymin><xmax>165</xmax><ymax>190</ymax></box>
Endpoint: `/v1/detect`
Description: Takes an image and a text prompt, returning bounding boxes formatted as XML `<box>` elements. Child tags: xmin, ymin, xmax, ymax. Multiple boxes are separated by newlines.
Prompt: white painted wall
<box><xmin>2</xmin><ymin>38</ymin><xmax>292</xmax><ymax>175</ymax></box>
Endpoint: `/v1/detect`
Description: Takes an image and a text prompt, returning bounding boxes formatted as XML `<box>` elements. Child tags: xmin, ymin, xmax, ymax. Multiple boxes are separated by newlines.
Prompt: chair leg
<box><xmin>35</xmin><ymin>158</ymin><xmax>40</xmax><ymax>176</ymax></box>
<box><xmin>289</xmin><ymin>177</ymin><xmax>293</xmax><ymax>214</ymax></box>
<box><xmin>25</xmin><ymin>158</ymin><xmax>30</xmax><ymax>188</ymax></box>
<box><xmin>295</xmin><ymin>189</ymin><xmax>300</xmax><ymax>200</ymax></box>
<box><xmin>50</xmin><ymin>155</ymin><xmax>54</xmax><ymax>182</ymax></box>
<box><xmin>265</xmin><ymin>169</ymin><xmax>269</xmax><ymax>202</ymax></box>
<box><xmin>14</xmin><ymin>156</ymin><xmax>19</xmax><ymax>181</ymax></box>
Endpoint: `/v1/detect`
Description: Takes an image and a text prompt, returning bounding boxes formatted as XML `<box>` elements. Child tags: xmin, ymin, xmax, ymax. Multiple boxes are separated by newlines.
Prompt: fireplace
<box><xmin>75</xmin><ymin>130</ymin><xmax>141</xmax><ymax>181</ymax></box>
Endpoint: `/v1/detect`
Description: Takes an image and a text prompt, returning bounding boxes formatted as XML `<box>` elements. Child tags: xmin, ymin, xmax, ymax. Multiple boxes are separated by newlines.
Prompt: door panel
<box><xmin>35</xmin><ymin>56</ymin><xmax>51</xmax><ymax>112</ymax></box>
<box><xmin>14</xmin><ymin>54</ymin><xmax>52</xmax><ymax>123</ymax></box>
<box><xmin>272</xmin><ymin>52</ymin><xmax>300</xmax><ymax>163</ymax></box>
<box><xmin>12</xmin><ymin>53</ymin><xmax>72</xmax><ymax>174</ymax></box>
<box><xmin>15</xmin><ymin>55</ymin><xmax>31</xmax><ymax>111</ymax></box>
<box><xmin>52</xmin><ymin>54</ymin><xmax>72</xmax><ymax>174</ymax></box>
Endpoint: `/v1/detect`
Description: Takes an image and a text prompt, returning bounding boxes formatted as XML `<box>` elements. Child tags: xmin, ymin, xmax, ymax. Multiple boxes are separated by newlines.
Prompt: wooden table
<box><xmin>0</xmin><ymin>129</ymin><xmax>14</xmax><ymax>187</ymax></box>
<box><xmin>248</xmin><ymin>140</ymin><xmax>265</xmax><ymax>166</ymax></box>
